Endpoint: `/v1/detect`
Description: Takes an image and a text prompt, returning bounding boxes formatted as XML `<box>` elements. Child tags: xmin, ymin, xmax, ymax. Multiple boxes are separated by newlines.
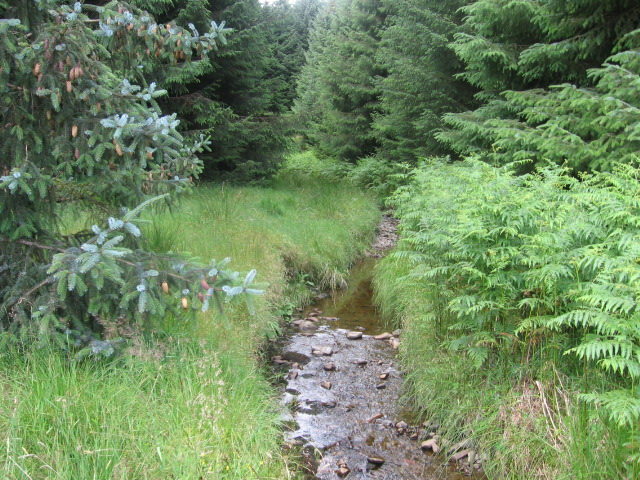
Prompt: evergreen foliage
<box><xmin>135</xmin><ymin>0</ymin><xmax>290</xmax><ymax>181</ymax></box>
<box><xmin>294</xmin><ymin>0</ymin><xmax>386</xmax><ymax>161</ymax></box>
<box><xmin>439</xmin><ymin>0</ymin><xmax>640</xmax><ymax>165</ymax></box>
<box><xmin>0</xmin><ymin>0</ymin><xmax>261</xmax><ymax>351</ymax></box>
<box><xmin>373</xmin><ymin>0</ymin><xmax>474</xmax><ymax>163</ymax></box>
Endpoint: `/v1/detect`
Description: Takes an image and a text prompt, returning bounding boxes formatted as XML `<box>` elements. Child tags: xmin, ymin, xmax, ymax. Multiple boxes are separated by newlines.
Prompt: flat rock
<box><xmin>296</xmin><ymin>320</ymin><xmax>318</xmax><ymax>330</ymax></box>
<box><xmin>311</xmin><ymin>345</ymin><xmax>333</xmax><ymax>356</ymax></box>
<box><xmin>451</xmin><ymin>449</ymin><xmax>472</xmax><ymax>462</ymax></box>
<box><xmin>367</xmin><ymin>456</ymin><xmax>385</xmax><ymax>465</ymax></box>
<box><xmin>421</xmin><ymin>439</ymin><xmax>440</xmax><ymax>454</ymax></box>
<box><xmin>346</xmin><ymin>331</ymin><xmax>363</xmax><ymax>340</ymax></box>
<box><xmin>323</xmin><ymin>362</ymin><xmax>336</xmax><ymax>371</ymax></box>
<box><xmin>375</xmin><ymin>383</ymin><xmax>387</xmax><ymax>390</ymax></box>
<box><xmin>374</xmin><ymin>332</ymin><xmax>393</xmax><ymax>340</ymax></box>
<box><xmin>282</xmin><ymin>351</ymin><xmax>311</xmax><ymax>364</ymax></box>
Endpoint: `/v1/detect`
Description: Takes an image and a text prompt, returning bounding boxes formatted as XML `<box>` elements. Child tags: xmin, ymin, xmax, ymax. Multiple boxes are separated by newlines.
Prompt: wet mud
<box><xmin>274</xmin><ymin>259</ymin><xmax>481</xmax><ymax>479</ymax></box>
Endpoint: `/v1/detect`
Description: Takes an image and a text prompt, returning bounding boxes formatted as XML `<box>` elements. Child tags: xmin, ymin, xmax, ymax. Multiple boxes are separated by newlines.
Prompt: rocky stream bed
<box><xmin>271</xmin><ymin>219</ymin><xmax>485</xmax><ymax>479</ymax></box>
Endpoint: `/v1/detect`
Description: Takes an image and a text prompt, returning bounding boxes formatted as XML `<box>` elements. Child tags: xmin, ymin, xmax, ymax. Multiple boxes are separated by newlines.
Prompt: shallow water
<box><xmin>274</xmin><ymin>259</ymin><xmax>483</xmax><ymax>479</ymax></box>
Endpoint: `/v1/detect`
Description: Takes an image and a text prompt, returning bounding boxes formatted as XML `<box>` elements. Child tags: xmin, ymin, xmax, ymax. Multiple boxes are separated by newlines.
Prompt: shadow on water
<box><xmin>274</xmin><ymin>258</ymin><xmax>485</xmax><ymax>480</ymax></box>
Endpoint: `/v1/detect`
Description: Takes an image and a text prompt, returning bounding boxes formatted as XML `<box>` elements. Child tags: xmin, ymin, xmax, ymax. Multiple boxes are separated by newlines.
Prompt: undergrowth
<box><xmin>375</xmin><ymin>158</ymin><xmax>640</xmax><ymax>479</ymax></box>
<box><xmin>1</xmin><ymin>153</ymin><xmax>380</xmax><ymax>479</ymax></box>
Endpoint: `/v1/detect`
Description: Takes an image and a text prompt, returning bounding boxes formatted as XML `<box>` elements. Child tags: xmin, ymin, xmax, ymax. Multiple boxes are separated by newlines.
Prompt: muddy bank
<box><xmin>273</xmin><ymin>258</ymin><xmax>483</xmax><ymax>479</ymax></box>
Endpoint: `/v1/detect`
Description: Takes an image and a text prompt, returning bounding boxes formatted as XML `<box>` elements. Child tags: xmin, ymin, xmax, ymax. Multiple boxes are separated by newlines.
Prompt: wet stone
<box><xmin>354</xmin><ymin>359</ymin><xmax>368</xmax><ymax>366</ymax></box>
<box><xmin>374</xmin><ymin>332</ymin><xmax>393</xmax><ymax>340</ymax></box>
<box><xmin>375</xmin><ymin>383</ymin><xmax>387</xmax><ymax>390</ymax></box>
<box><xmin>367</xmin><ymin>412</ymin><xmax>384</xmax><ymax>423</ymax></box>
<box><xmin>346</xmin><ymin>331</ymin><xmax>363</xmax><ymax>340</ymax></box>
<box><xmin>311</xmin><ymin>345</ymin><xmax>333</xmax><ymax>356</ymax></box>
<box><xmin>324</xmin><ymin>362</ymin><xmax>337</xmax><ymax>371</ymax></box>
<box><xmin>321</xmin><ymin>380</ymin><xmax>332</xmax><ymax>390</ymax></box>
<box><xmin>379</xmin><ymin>372</ymin><xmax>390</xmax><ymax>380</ymax></box>
<box><xmin>282</xmin><ymin>351</ymin><xmax>311</xmax><ymax>364</ymax></box>
<box><xmin>367</xmin><ymin>456</ymin><xmax>385</xmax><ymax>466</ymax></box>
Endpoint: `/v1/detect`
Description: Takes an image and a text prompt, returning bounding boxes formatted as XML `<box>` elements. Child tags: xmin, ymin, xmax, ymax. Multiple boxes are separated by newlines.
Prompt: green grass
<box><xmin>2</xmin><ymin>155</ymin><xmax>380</xmax><ymax>479</ymax></box>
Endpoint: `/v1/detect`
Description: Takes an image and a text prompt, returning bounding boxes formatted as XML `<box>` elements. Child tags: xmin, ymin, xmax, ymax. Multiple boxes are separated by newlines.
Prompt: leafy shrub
<box><xmin>385</xmin><ymin>158</ymin><xmax>640</xmax><ymax>458</ymax></box>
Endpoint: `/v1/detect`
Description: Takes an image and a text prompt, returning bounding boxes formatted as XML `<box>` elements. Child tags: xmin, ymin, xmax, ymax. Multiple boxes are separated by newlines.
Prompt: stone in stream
<box><xmin>421</xmin><ymin>438</ymin><xmax>440</xmax><ymax>454</ymax></box>
<box><xmin>282</xmin><ymin>351</ymin><xmax>311</xmax><ymax>364</ymax></box>
<box><xmin>323</xmin><ymin>362</ymin><xmax>336</xmax><ymax>371</ymax></box>
<box><xmin>295</xmin><ymin>320</ymin><xmax>318</xmax><ymax>331</ymax></box>
<box><xmin>374</xmin><ymin>332</ymin><xmax>393</xmax><ymax>340</ymax></box>
<box><xmin>321</xmin><ymin>380</ymin><xmax>332</xmax><ymax>390</ymax></box>
<box><xmin>335</xmin><ymin>466</ymin><xmax>350</xmax><ymax>477</ymax></box>
<box><xmin>367</xmin><ymin>456</ymin><xmax>385</xmax><ymax>466</ymax></box>
<box><xmin>366</xmin><ymin>412</ymin><xmax>384</xmax><ymax>423</ymax></box>
<box><xmin>354</xmin><ymin>359</ymin><xmax>368</xmax><ymax>367</ymax></box>
<box><xmin>375</xmin><ymin>383</ymin><xmax>387</xmax><ymax>390</ymax></box>
<box><xmin>288</xmin><ymin>371</ymin><xmax>298</xmax><ymax>380</ymax></box>
<box><xmin>451</xmin><ymin>449</ymin><xmax>472</xmax><ymax>462</ymax></box>
<box><xmin>390</xmin><ymin>338</ymin><xmax>401</xmax><ymax>349</ymax></box>
<box><xmin>346</xmin><ymin>331</ymin><xmax>363</xmax><ymax>340</ymax></box>
<box><xmin>379</xmin><ymin>372</ymin><xmax>389</xmax><ymax>380</ymax></box>
<box><xmin>311</xmin><ymin>345</ymin><xmax>333</xmax><ymax>356</ymax></box>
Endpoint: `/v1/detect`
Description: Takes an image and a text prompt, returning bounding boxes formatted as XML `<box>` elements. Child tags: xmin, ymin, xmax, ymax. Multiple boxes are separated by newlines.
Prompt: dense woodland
<box><xmin>1</xmin><ymin>0</ymin><xmax>640</xmax><ymax>478</ymax></box>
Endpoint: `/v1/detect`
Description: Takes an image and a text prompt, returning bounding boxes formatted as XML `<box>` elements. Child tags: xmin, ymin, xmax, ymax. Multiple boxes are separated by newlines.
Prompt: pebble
<box><xmin>354</xmin><ymin>359</ymin><xmax>368</xmax><ymax>366</ymax></box>
<box><xmin>321</xmin><ymin>381</ymin><xmax>332</xmax><ymax>390</ymax></box>
<box><xmin>296</xmin><ymin>320</ymin><xmax>318</xmax><ymax>330</ymax></box>
<box><xmin>367</xmin><ymin>456</ymin><xmax>385</xmax><ymax>465</ymax></box>
<box><xmin>346</xmin><ymin>331</ymin><xmax>363</xmax><ymax>340</ymax></box>
<box><xmin>323</xmin><ymin>362</ymin><xmax>336</xmax><ymax>371</ymax></box>
<box><xmin>375</xmin><ymin>383</ymin><xmax>387</xmax><ymax>390</ymax></box>
<box><xmin>421</xmin><ymin>439</ymin><xmax>440</xmax><ymax>454</ymax></box>
<box><xmin>451</xmin><ymin>449</ymin><xmax>472</xmax><ymax>462</ymax></box>
<box><xmin>374</xmin><ymin>332</ymin><xmax>393</xmax><ymax>340</ymax></box>
<box><xmin>311</xmin><ymin>345</ymin><xmax>333</xmax><ymax>356</ymax></box>
<box><xmin>336</xmin><ymin>466</ymin><xmax>350</xmax><ymax>477</ymax></box>
<box><xmin>367</xmin><ymin>412</ymin><xmax>384</xmax><ymax>423</ymax></box>
<box><xmin>288</xmin><ymin>371</ymin><xmax>298</xmax><ymax>380</ymax></box>
<box><xmin>379</xmin><ymin>372</ymin><xmax>389</xmax><ymax>380</ymax></box>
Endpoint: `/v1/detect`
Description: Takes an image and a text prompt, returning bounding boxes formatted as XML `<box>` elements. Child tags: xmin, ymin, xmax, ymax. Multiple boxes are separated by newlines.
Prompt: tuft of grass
<box><xmin>3</xmin><ymin>158</ymin><xmax>380</xmax><ymax>480</ymax></box>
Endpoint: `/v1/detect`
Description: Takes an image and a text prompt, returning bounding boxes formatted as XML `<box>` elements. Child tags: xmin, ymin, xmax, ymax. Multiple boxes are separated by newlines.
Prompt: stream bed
<box><xmin>273</xmin><ymin>258</ymin><xmax>482</xmax><ymax>479</ymax></box>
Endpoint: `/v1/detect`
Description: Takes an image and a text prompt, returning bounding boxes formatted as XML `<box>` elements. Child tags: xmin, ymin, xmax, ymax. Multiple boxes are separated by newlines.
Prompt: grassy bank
<box><xmin>0</xmin><ymin>155</ymin><xmax>380</xmax><ymax>479</ymax></box>
<box><xmin>374</xmin><ymin>159</ymin><xmax>639</xmax><ymax>479</ymax></box>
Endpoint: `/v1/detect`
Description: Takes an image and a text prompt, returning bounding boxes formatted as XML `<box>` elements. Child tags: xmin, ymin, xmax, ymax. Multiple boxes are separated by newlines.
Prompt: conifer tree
<box><xmin>438</xmin><ymin>0</ymin><xmax>640</xmax><ymax>166</ymax></box>
<box><xmin>373</xmin><ymin>0</ymin><xmax>474</xmax><ymax>163</ymax></box>
<box><xmin>0</xmin><ymin>0</ymin><xmax>261</xmax><ymax>350</ymax></box>
<box><xmin>294</xmin><ymin>0</ymin><xmax>386</xmax><ymax>161</ymax></box>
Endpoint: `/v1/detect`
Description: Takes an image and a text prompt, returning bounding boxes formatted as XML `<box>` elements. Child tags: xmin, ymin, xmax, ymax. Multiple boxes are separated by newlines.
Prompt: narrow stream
<box><xmin>273</xmin><ymin>258</ymin><xmax>481</xmax><ymax>480</ymax></box>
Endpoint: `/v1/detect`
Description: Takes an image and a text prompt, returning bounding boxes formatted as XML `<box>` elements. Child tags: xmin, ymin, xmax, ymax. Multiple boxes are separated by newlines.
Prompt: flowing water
<box><xmin>274</xmin><ymin>258</ymin><xmax>482</xmax><ymax>479</ymax></box>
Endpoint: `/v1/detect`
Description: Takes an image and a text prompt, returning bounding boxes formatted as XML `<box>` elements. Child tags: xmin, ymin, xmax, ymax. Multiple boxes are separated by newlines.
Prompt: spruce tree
<box><xmin>294</xmin><ymin>0</ymin><xmax>386</xmax><ymax>161</ymax></box>
<box><xmin>438</xmin><ymin>0</ymin><xmax>640</xmax><ymax>166</ymax></box>
<box><xmin>373</xmin><ymin>0</ymin><xmax>474</xmax><ymax>163</ymax></box>
<box><xmin>0</xmin><ymin>0</ymin><xmax>261</xmax><ymax>350</ymax></box>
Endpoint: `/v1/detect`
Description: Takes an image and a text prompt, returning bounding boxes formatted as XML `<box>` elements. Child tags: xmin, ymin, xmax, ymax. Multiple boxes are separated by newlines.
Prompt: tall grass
<box><xmin>2</xmin><ymin>153</ymin><xmax>380</xmax><ymax>479</ymax></box>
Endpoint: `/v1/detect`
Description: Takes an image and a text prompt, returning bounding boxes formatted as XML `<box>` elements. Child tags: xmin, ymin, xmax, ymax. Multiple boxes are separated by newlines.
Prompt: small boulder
<box><xmin>346</xmin><ymin>331</ymin><xmax>363</xmax><ymax>340</ymax></box>
<box><xmin>374</xmin><ymin>332</ymin><xmax>393</xmax><ymax>340</ymax></box>
<box><xmin>311</xmin><ymin>345</ymin><xmax>333</xmax><ymax>356</ymax></box>
<box><xmin>421</xmin><ymin>439</ymin><xmax>440</xmax><ymax>454</ymax></box>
